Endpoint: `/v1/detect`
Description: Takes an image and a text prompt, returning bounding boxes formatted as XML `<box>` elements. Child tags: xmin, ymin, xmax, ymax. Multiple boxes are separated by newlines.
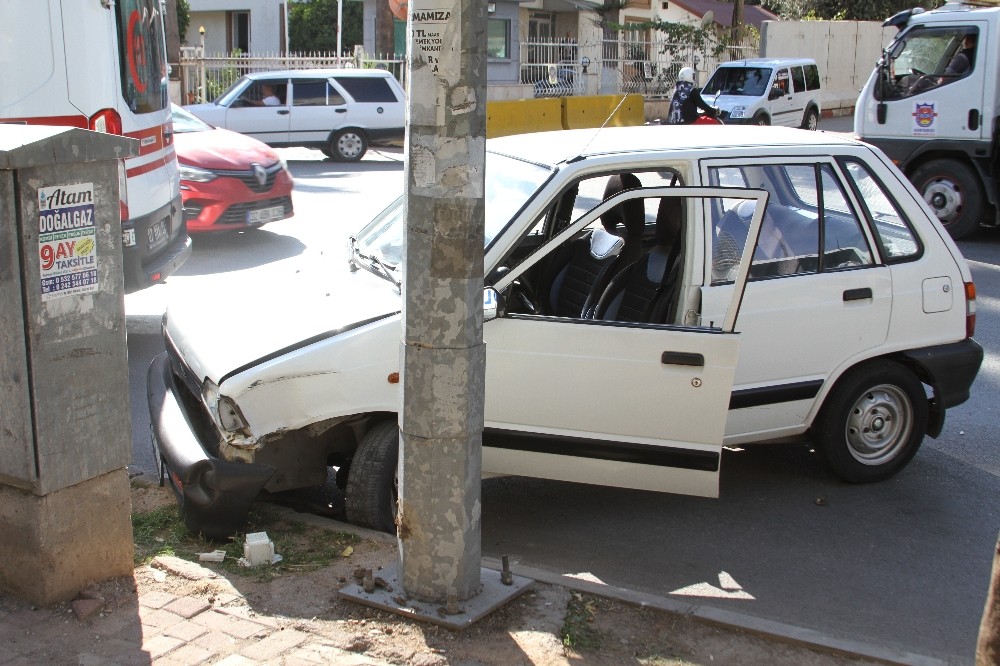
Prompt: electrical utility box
<box><xmin>0</xmin><ymin>125</ymin><xmax>138</xmax><ymax>605</ymax></box>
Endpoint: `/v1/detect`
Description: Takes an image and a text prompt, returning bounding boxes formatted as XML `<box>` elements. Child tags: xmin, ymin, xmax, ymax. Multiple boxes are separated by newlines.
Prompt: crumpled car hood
<box><xmin>165</xmin><ymin>265</ymin><xmax>400</xmax><ymax>385</ymax></box>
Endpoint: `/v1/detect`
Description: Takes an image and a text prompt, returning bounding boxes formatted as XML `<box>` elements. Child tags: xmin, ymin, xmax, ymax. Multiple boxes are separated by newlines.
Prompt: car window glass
<box><xmin>332</xmin><ymin>76</ymin><xmax>399</xmax><ymax>103</ymax></box>
<box><xmin>841</xmin><ymin>160</ymin><xmax>920</xmax><ymax>261</ymax></box>
<box><xmin>804</xmin><ymin>64</ymin><xmax>821</xmax><ymax>91</ymax></box>
<box><xmin>707</xmin><ymin>162</ymin><xmax>873</xmax><ymax>283</ymax></box>
<box><xmin>703</xmin><ymin>67</ymin><xmax>771</xmax><ymax>97</ymax></box>
<box><xmin>774</xmin><ymin>69</ymin><xmax>790</xmax><ymax>95</ymax></box>
<box><xmin>293</xmin><ymin>80</ymin><xmax>330</xmax><ymax>106</ymax></box>
<box><xmin>791</xmin><ymin>66</ymin><xmax>805</xmax><ymax>93</ymax></box>
<box><xmin>237</xmin><ymin>81</ymin><xmax>287</xmax><ymax>106</ymax></box>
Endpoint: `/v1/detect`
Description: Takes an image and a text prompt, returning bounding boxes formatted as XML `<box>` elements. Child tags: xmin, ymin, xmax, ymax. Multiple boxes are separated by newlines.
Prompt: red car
<box><xmin>172</xmin><ymin>104</ymin><xmax>294</xmax><ymax>233</ymax></box>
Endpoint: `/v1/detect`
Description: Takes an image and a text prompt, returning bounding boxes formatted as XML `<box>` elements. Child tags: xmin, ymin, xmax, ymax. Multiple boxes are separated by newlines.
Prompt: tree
<box><xmin>176</xmin><ymin>0</ymin><xmax>190</xmax><ymax>44</ymax></box>
<box><xmin>288</xmin><ymin>0</ymin><xmax>363</xmax><ymax>53</ymax></box>
<box><xmin>757</xmin><ymin>0</ymin><xmax>945</xmax><ymax>21</ymax></box>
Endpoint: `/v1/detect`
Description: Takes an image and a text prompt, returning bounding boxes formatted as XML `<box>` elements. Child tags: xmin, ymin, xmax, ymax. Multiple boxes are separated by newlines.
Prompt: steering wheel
<box><xmin>510</xmin><ymin>277</ymin><xmax>538</xmax><ymax>315</ymax></box>
<box><xmin>910</xmin><ymin>67</ymin><xmax>926</xmax><ymax>76</ymax></box>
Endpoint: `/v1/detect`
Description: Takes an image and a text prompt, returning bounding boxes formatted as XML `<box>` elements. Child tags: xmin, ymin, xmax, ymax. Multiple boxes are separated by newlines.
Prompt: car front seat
<box><xmin>594</xmin><ymin>196</ymin><xmax>684</xmax><ymax>324</ymax></box>
<box><xmin>537</xmin><ymin>173</ymin><xmax>645</xmax><ymax>318</ymax></box>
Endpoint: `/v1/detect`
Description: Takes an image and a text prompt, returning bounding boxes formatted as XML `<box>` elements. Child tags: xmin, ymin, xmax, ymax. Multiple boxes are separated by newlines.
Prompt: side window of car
<box><xmin>840</xmin><ymin>159</ymin><xmax>922</xmax><ymax>262</ymax></box>
<box><xmin>332</xmin><ymin>76</ymin><xmax>400</xmax><ymax>103</ymax></box>
<box><xmin>237</xmin><ymin>81</ymin><xmax>287</xmax><ymax>106</ymax></box>
<box><xmin>804</xmin><ymin>64</ymin><xmax>821</xmax><ymax>91</ymax></box>
<box><xmin>791</xmin><ymin>66</ymin><xmax>806</xmax><ymax>93</ymax></box>
<box><xmin>707</xmin><ymin>163</ymin><xmax>873</xmax><ymax>283</ymax></box>
<box><xmin>292</xmin><ymin>80</ymin><xmax>347</xmax><ymax>106</ymax></box>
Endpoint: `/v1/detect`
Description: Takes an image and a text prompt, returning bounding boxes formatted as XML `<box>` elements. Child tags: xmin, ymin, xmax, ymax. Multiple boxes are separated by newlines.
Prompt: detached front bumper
<box><xmin>147</xmin><ymin>351</ymin><xmax>275</xmax><ymax>539</ymax></box>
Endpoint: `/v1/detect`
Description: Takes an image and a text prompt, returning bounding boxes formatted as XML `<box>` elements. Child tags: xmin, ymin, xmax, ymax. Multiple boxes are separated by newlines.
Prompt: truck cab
<box><xmin>855</xmin><ymin>3</ymin><xmax>1000</xmax><ymax>239</ymax></box>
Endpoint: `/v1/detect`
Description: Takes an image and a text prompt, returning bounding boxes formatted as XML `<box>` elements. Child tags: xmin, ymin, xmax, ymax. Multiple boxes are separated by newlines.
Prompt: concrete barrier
<box><xmin>562</xmin><ymin>94</ymin><xmax>645</xmax><ymax>130</ymax></box>
<box><xmin>486</xmin><ymin>98</ymin><xmax>563</xmax><ymax>138</ymax></box>
<box><xmin>486</xmin><ymin>94</ymin><xmax>645</xmax><ymax>138</ymax></box>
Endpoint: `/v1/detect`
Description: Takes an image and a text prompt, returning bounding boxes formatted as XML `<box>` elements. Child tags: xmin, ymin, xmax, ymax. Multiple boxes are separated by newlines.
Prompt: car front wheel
<box><xmin>751</xmin><ymin>112</ymin><xmax>769</xmax><ymax>126</ymax></box>
<box><xmin>331</xmin><ymin>129</ymin><xmax>368</xmax><ymax>162</ymax></box>
<box><xmin>815</xmin><ymin>361</ymin><xmax>928</xmax><ymax>483</ymax></box>
<box><xmin>344</xmin><ymin>420</ymin><xmax>398</xmax><ymax>533</ymax></box>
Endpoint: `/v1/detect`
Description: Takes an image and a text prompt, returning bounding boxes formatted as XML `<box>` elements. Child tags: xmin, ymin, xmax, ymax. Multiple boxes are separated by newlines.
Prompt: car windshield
<box><xmin>170</xmin><ymin>104</ymin><xmax>212</xmax><ymax>133</ymax></box>
<box><xmin>355</xmin><ymin>151</ymin><xmax>554</xmax><ymax>270</ymax></box>
<box><xmin>703</xmin><ymin>67</ymin><xmax>772</xmax><ymax>96</ymax></box>
<box><xmin>214</xmin><ymin>76</ymin><xmax>252</xmax><ymax>106</ymax></box>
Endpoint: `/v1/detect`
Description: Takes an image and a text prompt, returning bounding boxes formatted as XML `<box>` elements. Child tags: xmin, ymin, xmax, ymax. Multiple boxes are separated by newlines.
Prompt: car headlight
<box><xmin>178</xmin><ymin>163</ymin><xmax>217</xmax><ymax>183</ymax></box>
<box><xmin>730</xmin><ymin>106</ymin><xmax>747</xmax><ymax>119</ymax></box>
<box><xmin>202</xmin><ymin>380</ymin><xmax>250</xmax><ymax>435</ymax></box>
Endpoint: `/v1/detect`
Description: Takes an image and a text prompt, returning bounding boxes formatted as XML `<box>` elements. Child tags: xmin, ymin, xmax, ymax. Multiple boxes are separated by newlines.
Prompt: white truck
<box><xmin>855</xmin><ymin>2</ymin><xmax>1000</xmax><ymax>239</ymax></box>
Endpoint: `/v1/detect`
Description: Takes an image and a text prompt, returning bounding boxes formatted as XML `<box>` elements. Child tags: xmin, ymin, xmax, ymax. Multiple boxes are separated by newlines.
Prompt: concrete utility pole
<box><xmin>398</xmin><ymin>0</ymin><xmax>487</xmax><ymax>603</ymax></box>
<box><xmin>977</xmin><ymin>532</ymin><xmax>1000</xmax><ymax>665</ymax></box>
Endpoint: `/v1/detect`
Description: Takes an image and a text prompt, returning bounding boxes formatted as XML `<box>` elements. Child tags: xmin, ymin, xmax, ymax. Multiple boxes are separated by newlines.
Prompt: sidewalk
<box><xmin>0</xmin><ymin>484</ymin><xmax>946</xmax><ymax>666</ymax></box>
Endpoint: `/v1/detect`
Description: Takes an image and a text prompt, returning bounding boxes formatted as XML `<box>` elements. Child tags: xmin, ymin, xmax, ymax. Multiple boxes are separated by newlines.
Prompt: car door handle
<box><xmin>335</xmin><ymin>109</ymin><xmax>347</xmax><ymax>113</ymax></box>
<box><xmin>277</xmin><ymin>109</ymin><xmax>290</xmax><ymax>115</ymax></box>
<box><xmin>661</xmin><ymin>351</ymin><xmax>704</xmax><ymax>367</ymax></box>
<box><xmin>843</xmin><ymin>288</ymin><xmax>872</xmax><ymax>302</ymax></box>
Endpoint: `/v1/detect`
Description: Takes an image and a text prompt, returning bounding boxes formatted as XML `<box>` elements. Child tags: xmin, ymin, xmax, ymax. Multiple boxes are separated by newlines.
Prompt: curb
<box><xmin>273</xmin><ymin>505</ymin><xmax>945</xmax><ymax>666</ymax></box>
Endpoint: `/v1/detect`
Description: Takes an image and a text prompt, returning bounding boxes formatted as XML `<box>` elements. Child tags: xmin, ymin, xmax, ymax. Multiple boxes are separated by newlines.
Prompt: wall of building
<box><xmin>760</xmin><ymin>20</ymin><xmax>893</xmax><ymax>113</ymax></box>
<box><xmin>187</xmin><ymin>0</ymin><xmax>284</xmax><ymax>53</ymax></box>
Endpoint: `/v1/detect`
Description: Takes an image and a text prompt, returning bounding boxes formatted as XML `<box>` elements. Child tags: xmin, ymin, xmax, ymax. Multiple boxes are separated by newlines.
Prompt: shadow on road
<box><xmin>177</xmin><ymin>228</ymin><xmax>308</xmax><ymax>277</ymax></box>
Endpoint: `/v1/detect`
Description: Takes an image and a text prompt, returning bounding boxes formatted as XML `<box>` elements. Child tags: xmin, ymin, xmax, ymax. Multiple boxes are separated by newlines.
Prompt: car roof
<box><xmin>243</xmin><ymin>68</ymin><xmax>394</xmax><ymax>80</ymax></box>
<box><xmin>487</xmin><ymin>126</ymin><xmax>859</xmax><ymax>167</ymax></box>
<box><xmin>715</xmin><ymin>58</ymin><xmax>817</xmax><ymax>67</ymax></box>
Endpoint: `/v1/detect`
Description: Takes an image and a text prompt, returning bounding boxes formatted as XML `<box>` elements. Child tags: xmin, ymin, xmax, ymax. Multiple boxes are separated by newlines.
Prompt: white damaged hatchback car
<box><xmin>148</xmin><ymin>126</ymin><xmax>983</xmax><ymax>537</ymax></box>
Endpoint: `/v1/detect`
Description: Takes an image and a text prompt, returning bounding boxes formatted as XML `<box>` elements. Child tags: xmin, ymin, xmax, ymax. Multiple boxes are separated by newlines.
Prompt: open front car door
<box><xmin>483</xmin><ymin>187</ymin><xmax>767</xmax><ymax>499</ymax></box>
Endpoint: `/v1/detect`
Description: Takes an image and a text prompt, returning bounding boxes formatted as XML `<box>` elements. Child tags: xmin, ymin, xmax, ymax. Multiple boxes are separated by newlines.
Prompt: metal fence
<box><xmin>177</xmin><ymin>31</ymin><xmax>759</xmax><ymax>105</ymax></box>
<box><xmin>178</xmin><ymin>48</ymin><xmax>406</xmax><ymax>104</ymax></box>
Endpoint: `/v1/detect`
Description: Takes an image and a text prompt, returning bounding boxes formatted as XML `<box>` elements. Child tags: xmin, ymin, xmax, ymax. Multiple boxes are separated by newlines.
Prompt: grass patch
<box><xmin>131</xmin><ymin>501</ymin><xmax>361</xmax><ymax>583</ymax></box>
<box><xmin>562</xmin><ymin>592</ymin><xmax>603</xmax><ymax>651</ymax></box>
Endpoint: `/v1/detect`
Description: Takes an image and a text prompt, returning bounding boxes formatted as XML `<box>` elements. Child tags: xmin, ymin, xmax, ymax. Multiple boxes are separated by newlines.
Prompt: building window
<box><xmin>488</xmin><ymin>18</ymin><xmax>510</xmax><ymax>59</ymax></box>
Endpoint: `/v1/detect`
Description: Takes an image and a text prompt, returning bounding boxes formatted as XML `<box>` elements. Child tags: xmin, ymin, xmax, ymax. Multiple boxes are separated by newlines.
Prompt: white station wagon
<box><xmin>148</xmin><ymin>126</ymin><xmax>983</xmax><ymax>537</ymax></box>
<box><xmin>186</xmin><ymin>69</ymin><xmax>405</xmax><ymax>162</ymax></box>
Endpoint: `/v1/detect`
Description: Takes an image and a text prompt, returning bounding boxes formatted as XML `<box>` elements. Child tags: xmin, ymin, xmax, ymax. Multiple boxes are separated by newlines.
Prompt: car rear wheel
<box><xmin>344</xmin><ymin>420</ymin><xmax>398</xmax><ymax>533</ymax></box>
<box><xmin>911</xmin><ymin>159</ymin><xmax>983</xmax><ymax>239</ymax></box>
<box><xmin>331</xmin><ymin>129</ymin><xmax>368</xmax><ymax>162</ymax></box>
<box><xmin>801</xmin><ymin>107</ymin><xmax>819</xmax><ymax>130</ymax></box>
<box><xmin>815</xmin><ymin>360</ymin><xmax>928</xmax><ymax>483</ymax></box>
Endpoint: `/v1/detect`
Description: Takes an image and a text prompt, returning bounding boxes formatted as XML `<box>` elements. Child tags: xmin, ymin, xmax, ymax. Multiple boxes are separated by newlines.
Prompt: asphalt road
<box><xmin>126</xmin><ymin>123</ymin><xmax>999</xmax><ymax>664</ymax></box>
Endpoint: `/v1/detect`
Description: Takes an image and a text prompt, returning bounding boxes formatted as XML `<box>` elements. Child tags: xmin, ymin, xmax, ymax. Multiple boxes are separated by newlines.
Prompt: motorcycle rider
<box><xmin>667</xmin><ymin>67</ymin><xmax>721</xmax><ymax>124</ymax></box>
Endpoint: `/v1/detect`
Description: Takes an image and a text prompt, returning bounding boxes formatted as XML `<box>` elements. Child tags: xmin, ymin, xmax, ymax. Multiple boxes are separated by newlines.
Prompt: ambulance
<box><xmin>0</xmin><ymin>0</ymin><xmax>191</xmax><ymax>292</ymax></box>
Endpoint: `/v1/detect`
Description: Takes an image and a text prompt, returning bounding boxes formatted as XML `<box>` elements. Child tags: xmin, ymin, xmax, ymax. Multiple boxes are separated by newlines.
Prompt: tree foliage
<box><xmin>757</xmin><ymin>0</ymin><xmax>944</xmax><ymax>21</ymax></box>
<box><xmin>288</xmin><ymin>0</ymin><xmax>363</xmax><ymax>53</ymax></box>
<box><xmin>176</xmin><ymin>0</ymin><xmax>190</xmax><ymax>44</ymax></box>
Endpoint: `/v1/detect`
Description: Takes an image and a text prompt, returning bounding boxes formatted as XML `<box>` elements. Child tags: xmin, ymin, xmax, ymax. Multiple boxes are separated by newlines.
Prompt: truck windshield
<box><xmin>115</xmin><ymin>0</ymin><xmax>169</xmax><ymax>114</ymax></box>
<box><xmin>703</xmin><ymin>67</ymin><xmax>771</xmax><ymax>96</ymax></box>
<box><xmin>355</xmin><ymin>152</ymin><xmax>553</xmax><ymax>270</ymax></box>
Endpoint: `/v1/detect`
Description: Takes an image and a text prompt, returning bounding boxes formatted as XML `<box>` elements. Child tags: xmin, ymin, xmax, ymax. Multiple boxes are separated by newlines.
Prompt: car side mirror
<box><xmin>484</xmin><ymin>287</ymin><xmax>500</xmax><ymax>322</ymax></box>
<box><xmin>768</xmin><ymin>86</ymin><xmax>783</xmax><ymax>100</ymax></box>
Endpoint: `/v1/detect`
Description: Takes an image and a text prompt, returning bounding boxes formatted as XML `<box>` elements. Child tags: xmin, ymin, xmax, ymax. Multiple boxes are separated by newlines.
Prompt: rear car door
<box><xmin>768</xmin><ymin>67</ymin><xmax>799</xmax><ymax>126</ymax></box>
<box><xmin>287</xmin><ymin>78</ymin><xmax>348</xmax><ymax>145</ymax></box>
<box><xmin>330</xmin><ymin>74</ymin><xmax>403</xmax><ymax>131</ymax></box>
<box><xmin>485</xmin><ymin>186</ymin><xmax>767</xmax><ymax>499</ymax></box>
<box><xmin>700</xmin><ymin>157</ymin><xmax>892</xmax><ymax>440</ymax></box>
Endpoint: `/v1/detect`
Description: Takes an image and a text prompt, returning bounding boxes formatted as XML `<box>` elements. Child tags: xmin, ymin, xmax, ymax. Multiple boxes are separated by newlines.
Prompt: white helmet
<box><xmin>678</xmin><ymin>67</ymin><xmax>695</xmax><ymax>83</ymax></box>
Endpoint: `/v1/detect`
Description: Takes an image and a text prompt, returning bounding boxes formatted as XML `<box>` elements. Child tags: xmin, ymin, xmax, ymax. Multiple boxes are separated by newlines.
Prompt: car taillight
<box><xmin>89</xmin><ymin>108</ymin><xmax>123</xmax><ymax>135</ymax></box>
<box><xmin>965</xmin><ymin>281</ymin><xmax>976</xmax><ymax>338</ymax></box>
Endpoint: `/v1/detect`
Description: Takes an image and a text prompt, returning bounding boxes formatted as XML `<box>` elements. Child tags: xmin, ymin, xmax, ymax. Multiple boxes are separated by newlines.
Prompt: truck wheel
<box><xmin>801</xmin><ymin>107</ymin><xmax>819</xmax><ymax>130</ymax></box>
<box><xmin>814</xmin><ymin>360</ymin><xmax>928</xmax><ymax>484</ymax></box>
<box><xmin>330</xmin><ymin>129</ymin><xmax>368</xmax><ymax>162</ymax></box>
<box><xmin>751</xmin><ymin>112</ymin><xmax>769</xmax><ymax>126</ymax></box>
<box><xmin>911</xmin><ymin>159</ymin><xmax>982</xmax><ymax>239</ymax></box>
<box><xmin>344</xmin><ymin>420</ymin><xmax>398</xmax><ymax>533</ymax></box>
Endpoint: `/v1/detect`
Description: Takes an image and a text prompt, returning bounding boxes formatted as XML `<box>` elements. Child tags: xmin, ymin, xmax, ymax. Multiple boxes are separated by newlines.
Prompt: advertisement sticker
<box><xmin>37</xmin><ymin>183</ymin><xmax>99</xmax><ymax>301</ymax></box>
<box><xmin>912</xmin><ymin>101</ymin><xmax>938</xmax><ymax>136</ymax></box>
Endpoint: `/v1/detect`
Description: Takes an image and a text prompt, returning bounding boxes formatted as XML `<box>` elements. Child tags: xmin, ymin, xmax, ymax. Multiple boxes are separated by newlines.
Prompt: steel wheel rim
<box><xmin>337</xmin><ymin>133</ymin><xmax>364</xmax><ymax>159</ymax></box>
<box><xmin>844</xmin><ymin>384</ymin><xmax>912</xmax><ymax>465</ymax></box>
<box><xmin>922</xmin><ymin>178</ymin><xmax>962</xmax><ymax>223</ymax></box>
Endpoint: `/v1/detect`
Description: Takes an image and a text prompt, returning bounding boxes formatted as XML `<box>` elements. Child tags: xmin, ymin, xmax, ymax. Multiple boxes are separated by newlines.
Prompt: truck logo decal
<box><xmin>912</xmin><ymin>102</ymin><xmax>937</xmax><ymax>136</ymax></box>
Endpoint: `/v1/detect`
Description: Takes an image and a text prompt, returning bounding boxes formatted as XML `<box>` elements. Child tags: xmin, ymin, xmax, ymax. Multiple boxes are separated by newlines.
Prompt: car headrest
<box><xmin>601</xmin><ymin>173</ymin><xmax>644</xmax><ymax>237</ymax></box>
<box><xmin>655</xmin><ymin>197</ymin><xmax>683</xmax><ymax>246</ymax></box>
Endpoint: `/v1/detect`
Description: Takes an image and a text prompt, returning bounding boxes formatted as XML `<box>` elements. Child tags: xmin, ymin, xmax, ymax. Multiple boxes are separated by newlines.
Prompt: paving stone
<box><xmin>154</xmin><ymin>642</ymin><xmax>215</xmax><ymax>665</ymax></box>
<box><xmin>214</xmin><ymin>655</ymin><xmax>259</xmax><ymax>666</ymax></box>
<box><xmin>139</xmin><ymin>591</ymin><xmax>177</xmax><ymax>609</ymax></box>
<box><xmin>192</xmin><ymin>628</ymin><xmax>240</xmax><ymax>653</ymax></box>
<box><xmin>72</xmin><ymin>598</ymin><xmax>105</xmax><ymax>621</ymax></box>
<box><xmin>141</xmin><ymin>634</ymin><xmax>183</xmax><ymax>660</ymax></box>
<box><xmin>137</xmin><ymin>607</ymin><xmax>184</xmax><ymax>629</ymax></box>
<box><xmin>162</xmin><ymin>596</ymin><xmax>211</xmax><ymax>619</ymax></box>
<box><xmin>239</xmin><ymin>627</ymin><xmax>309</xmax><ymax>660</ymax></box>
<box><xmin>191</xmin><ymin>609</ymin><xmax>272</xmax><ymax>640</ymax></box>
<box><xmin>162</xmin><ymin>618</ymin><xmax>208</xmax><ymax>642</ymax></box>
<box><xmin>151</xmin><ymin>556</ymin><xmax>220</xmax><ymax>581</ymax></box>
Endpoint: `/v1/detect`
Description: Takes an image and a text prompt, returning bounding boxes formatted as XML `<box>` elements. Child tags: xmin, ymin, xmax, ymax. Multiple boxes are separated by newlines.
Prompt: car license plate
<box><xmin>147</xmin><ymin>219</ymin><xmax>168</xmax><ymax>247</ymax></box>
<box><xmin>247</xmin><ymin>205</ymin><xmax>285</xmax><ymax>226</ymax></box>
